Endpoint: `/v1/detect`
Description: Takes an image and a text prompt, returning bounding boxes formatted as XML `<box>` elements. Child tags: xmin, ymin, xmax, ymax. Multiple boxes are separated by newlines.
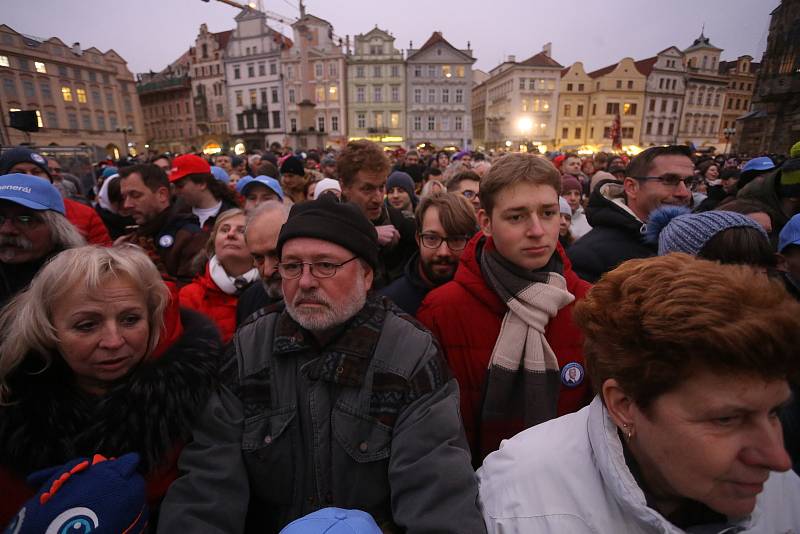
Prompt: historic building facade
<box><xmin>555</xmin><ymin>61</ymin><xmax>592</xmax><ymax>149</ymax></box>
<box><xmin>406</xmin><ymin>32</ymin><xmax>475</xmax><ymax>150</ymax></box>
<box><xmin>0</xmin><ymin>24</ymin><xmax>145</xmax><ymax>159</ymax></box>
<box><xmin>224</xmin><ymin>8</ymin><xmax>289</xmax><ymax>152</ymax></box>
<box><xmin>282</xmin><ymin>8</ymin><xmax>347</xmax><ymax>150</ymax></box>
<box><xmin>678</xmin><ymin>32</ymin><xmax>727</xmax><ymax>149</ymax></box>
<box><xmin>638</xmin><ymin>47</ymin><xmax>687</xmax><ymax>146</ymax></box>
<box><xmin>479</xmin><ymin>46</ymin><xmax>563</xmax><ymax>151</ymax></box>
<box><xmin>190</xmin><ymin>24</ymin><xmax>233</xmax><ymax>155</ymax></box>
<box><xmin>585</xmin><ymin>57</ymin><xmax>647</xmax><ymax>148</ymax></box>
<box><xmin>137</xmin><ymin>50</ymin><xmax>195</xmax><ymax>154</ymax></box>
<box><xmin>735</xmin><ymin>0</ymin><xmax>799</xmax><ymax>155</ymax></box>
<box><xmin>718</xmin><ymin>55</ymin><xmax>758</xmax><ymax>146</ymax></box>
<box><xmin>346</xmin><ymin>27</ymin><xmax>405</xmax><ymax>148</ymax></box>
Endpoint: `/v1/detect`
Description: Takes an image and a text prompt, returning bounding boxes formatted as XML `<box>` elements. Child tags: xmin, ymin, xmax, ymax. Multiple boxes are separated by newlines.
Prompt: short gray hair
<box><xmin>0</xmin><ymin>245</ymin><xmax>170</xmax><ymax>402</ymax></box>
<box><xmin>41</xmin><ymin>210</ymin><xmax>87</xmax><ymax>250</ymax></box>
<box><xmin>245</xmin><ymin>200</ymin><xmax>289</xmax><ymax>237</ymax></box>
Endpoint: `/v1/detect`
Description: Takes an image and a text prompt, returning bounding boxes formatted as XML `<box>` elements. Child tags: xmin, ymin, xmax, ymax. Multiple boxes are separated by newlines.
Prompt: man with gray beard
<box><xmin>0</xmin><ymin>174</ymin><xmax>85</xmax><ymax>306</ymax></box>
<box><xmin>236</xmin><ymin>200</ymin><xmax>289</xmax><ymax>325</ymax></box>
<box><xmin>158</xmin><ymin>195</ymin><xmax>485</xmax><ymax>534</ymax></box>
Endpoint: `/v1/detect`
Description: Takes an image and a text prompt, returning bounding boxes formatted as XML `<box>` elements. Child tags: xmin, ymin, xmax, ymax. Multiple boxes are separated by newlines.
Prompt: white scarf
<box><xmin>208</xmin><ymin>255</ymin><xmax>259</xmax><ymax>295</ymax></box>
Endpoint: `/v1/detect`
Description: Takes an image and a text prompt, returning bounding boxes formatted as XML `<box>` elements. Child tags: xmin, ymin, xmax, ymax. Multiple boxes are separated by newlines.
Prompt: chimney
<box><xmin>72</xmin><ymin>42</ymin><xmax>82</xmax><ymax>55</ymax></box>
<box><xmin>542</xmin><ymin>42</ymin><xmax>552</xmax><ymax>58</ymax></box>
<box><xmin>508</xmin><ymin>55</ymin><xmax>516</xmax><ymax>63</ymax></box>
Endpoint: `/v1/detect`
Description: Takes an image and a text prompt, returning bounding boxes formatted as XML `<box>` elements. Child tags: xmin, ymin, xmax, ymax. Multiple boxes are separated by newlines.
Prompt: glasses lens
<box><xmin>421</xmin><ymin>235</ymin><xmax>442</xmax><ymax>248</ymax></box>
<box><xmin>447</xmin><ymin>237</ymin><xmax>468</xmax><ymax>250</ymax></box>
<box><xmin>312</xmin><ymin>261</ymin><xmax>337</xmax><ymax>278</ymax></box>
<box><xmin>279</xmin><ymin>263</ymin><xmax>302</xmax><ymax>278</ymax></box>
<box><xmin>462</xmin><ymin>191</ymin><xmax>476</xmax><ymax>199</ymax></box>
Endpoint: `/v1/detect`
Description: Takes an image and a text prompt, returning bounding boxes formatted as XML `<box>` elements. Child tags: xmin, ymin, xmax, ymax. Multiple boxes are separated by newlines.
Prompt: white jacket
<box><xmin>478</xmin><ymin>396</ymin><xmax>800</xmax><ymax>534</ymax></box>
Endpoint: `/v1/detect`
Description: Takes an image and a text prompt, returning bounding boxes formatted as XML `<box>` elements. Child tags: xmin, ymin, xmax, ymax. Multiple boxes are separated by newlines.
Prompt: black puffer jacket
<box><xmin>567</xmin><ymin>181</ymin><xmax>656</xmax><ymax>283</ymax></box>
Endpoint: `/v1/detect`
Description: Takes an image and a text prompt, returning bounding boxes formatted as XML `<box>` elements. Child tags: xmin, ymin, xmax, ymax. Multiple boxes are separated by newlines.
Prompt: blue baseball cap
<box><xmin>210</xmin><ymin>165</ymin><xmax>230</xmax><ymax>184</ymax></box>
<box><xmin>778</xmin><ymin>213</ymin><xmax>800</xmax><ymax>253</ymax></box>
<box><xmin>741</xmin><ymin>157</ymin><xmax>775</xmax><ymax>174</ymax></box>
<box><xmin>279</xmin><ymin>508</ymin><xmax>381</xmax><ymax>534</ymax></box>
<box><xmin>0</xmin><ymin>173</ymin><xmax>65</xmax><ymax>214</ymax></box>
<box><xmin>236</xmin><ymin>174</ymin><xmax>284</xmax><ymax>201</ymax></box>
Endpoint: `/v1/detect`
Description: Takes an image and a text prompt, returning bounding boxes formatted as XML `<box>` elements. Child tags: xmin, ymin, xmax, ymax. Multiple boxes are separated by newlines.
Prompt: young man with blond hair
<box><xmin>418</xmin><ymin>153</ymin><xmax>592</xmax><ymax>465</ymax></box>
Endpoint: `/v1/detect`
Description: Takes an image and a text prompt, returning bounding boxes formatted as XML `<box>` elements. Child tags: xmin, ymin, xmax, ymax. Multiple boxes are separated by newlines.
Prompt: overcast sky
<box><xmin>4</xmin><ymin>0</ymin><xmax>775</xmax><ymax>75</ymax></box>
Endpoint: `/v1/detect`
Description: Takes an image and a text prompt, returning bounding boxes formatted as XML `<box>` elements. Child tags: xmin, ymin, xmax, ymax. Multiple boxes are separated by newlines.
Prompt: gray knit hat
<box><xmin>646</xmin><ymin>206</ymin><xmax>768</xmax><ymax>256</ymax></box>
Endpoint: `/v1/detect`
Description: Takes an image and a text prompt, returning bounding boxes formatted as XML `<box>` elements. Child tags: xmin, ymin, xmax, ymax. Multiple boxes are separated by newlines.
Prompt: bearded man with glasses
<box><xmin>158</xmin><ymin>195</ymin><xmax>485</xmax><ymax>534</ymax></box>
<box><xmin>568</xmin><ymin>145</ymin><xmax>694</xmax><ymax>283</ymax></box>
<box><xmin>380</xmin><ymin>192</ymin><xmax>478</xmax><ymax>315</ymax></box>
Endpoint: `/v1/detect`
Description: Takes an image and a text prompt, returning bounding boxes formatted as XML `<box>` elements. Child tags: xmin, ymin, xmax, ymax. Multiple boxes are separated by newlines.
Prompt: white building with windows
<box><xmin>639</xmin><ymin>46</ymin><xmax>687</xmax><ymax>146</ymax></box>
<box><xmin>406</xmin><ymin>31</ymin><xmax>475</xmax><ymax>150</ymax></box>
<box><xmin>224</xmin><ymin>7</ymin><xmax>288</xmax><ymax>152</ymax></box>
<box><xmin>346</xmin><ymin>27</ymin><xmax>405</xmax><ymax>148</ymax></box>
<box><xmin>679</xmin><ymin>32</ymin><xmax>727</xmax><ymax>148</ymax></box>
<box><xmin>282</xmin><ymin>8</ymin><xmax>347</xmax><ymax>150</ymax></box>
<box><xmin>478</xmin><ymin>45</ymin><xmax>563</xmax><ymax>151</ymax></box>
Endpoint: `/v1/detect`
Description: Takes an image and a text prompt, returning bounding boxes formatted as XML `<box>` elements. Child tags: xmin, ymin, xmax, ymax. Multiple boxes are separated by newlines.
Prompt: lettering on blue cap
<box><xmin>158</xmin><ymin>235</ymin><xmax>174</xmax><ymax>248</ymax></box>
<box><xmin>0</xmin><ymin>185</ymin><xmax>33</xmax><ymax>194</ymax></box>
<box><xmin>561</xmin><ymin>362</ymin><xmax>584</xmax><ymax>388</ymax></box>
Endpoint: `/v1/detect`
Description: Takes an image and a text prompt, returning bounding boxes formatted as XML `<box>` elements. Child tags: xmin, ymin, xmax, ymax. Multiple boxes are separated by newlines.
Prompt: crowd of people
<box><xmin>0</xmin><ymin>136</ymin><xmax>799</xmax><ymax>533</ymax></box>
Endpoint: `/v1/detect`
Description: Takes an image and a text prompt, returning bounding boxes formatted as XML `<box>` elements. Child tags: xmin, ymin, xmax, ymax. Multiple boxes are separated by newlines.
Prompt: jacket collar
<box><xmin>587</xmin><ymin>397</ymin><xmax>756</xmax><ymax>533</ymax></box>
<box><xmin>271</xmin><ymin>293</ymin><xmax>387</xmax><ymax>387</ymax></box>
<box><xmin>586</xmin><ymin>181</ymin><xmax>649</xmax><ymax>238</ymax></box>
<box><xmin>453</xmin><ymin>232</ymin><xmax>579</xmax><ymax>317</ymax></box>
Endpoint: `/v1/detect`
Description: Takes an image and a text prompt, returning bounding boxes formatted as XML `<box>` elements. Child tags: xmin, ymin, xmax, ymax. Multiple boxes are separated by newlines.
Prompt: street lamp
<box><xmin>516</xmin><ymin>117</ymin><xmax>533</xmax><ymax>153</ymax></box>
<box><xmin>723</xmin><ymin>127</ymin><xmax>736</xmax><ymax>156</ymax></box>
<box><xmin>116</xmin><ymin>125</ymin><xmax>133</xmax><ymax>156</ymax></box>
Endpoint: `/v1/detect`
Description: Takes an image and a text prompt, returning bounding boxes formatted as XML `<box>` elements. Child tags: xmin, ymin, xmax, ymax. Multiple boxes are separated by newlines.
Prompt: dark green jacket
<box><xmin>157</xmin><ymin>295</ymin><xmax>485</xmax><ymax>534</ymax></box>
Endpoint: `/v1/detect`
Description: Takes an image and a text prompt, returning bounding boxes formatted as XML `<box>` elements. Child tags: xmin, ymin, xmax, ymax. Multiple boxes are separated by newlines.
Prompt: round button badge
<box><xmin>560</xmin><ymin>362</ymin><xmax>584</xmax><ymax>388</ymax></box>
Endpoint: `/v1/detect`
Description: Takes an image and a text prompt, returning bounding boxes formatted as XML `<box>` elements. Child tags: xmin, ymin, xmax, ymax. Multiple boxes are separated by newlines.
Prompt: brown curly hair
<box><xmin>573</xmin><ymin>253</ymin><xmax>800</xmax><ymax>411</ymax></box>
<box><xmin>336</xmin><ymin>140</ymin><xmax>390</xmax><ymax>188</ymax></box>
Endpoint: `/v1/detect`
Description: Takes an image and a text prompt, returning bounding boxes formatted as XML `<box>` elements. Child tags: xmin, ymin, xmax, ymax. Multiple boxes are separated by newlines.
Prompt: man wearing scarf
<box><xmin>418</xmin><ymin>153</ymin><xmax>593</xmax><ymax>466</ymax></box>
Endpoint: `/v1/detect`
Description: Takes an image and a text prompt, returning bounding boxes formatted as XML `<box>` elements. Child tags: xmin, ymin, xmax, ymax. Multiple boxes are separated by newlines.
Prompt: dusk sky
<box><xmin>4</xmin><ymin>0</ymin><xmax>775</xmax><ymax>75</ymax></box>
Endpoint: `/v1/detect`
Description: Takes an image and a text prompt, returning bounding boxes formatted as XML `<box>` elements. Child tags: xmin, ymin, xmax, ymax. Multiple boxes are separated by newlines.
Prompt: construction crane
<box><xmin>200</xmin><ymin>0</ymin><xmax>297</xmax><ymax>28</ymax></box>
<box><xmin>201</xmin><ymin>0</ymin><xmax>345</xmax><ymax>47</ymax></box>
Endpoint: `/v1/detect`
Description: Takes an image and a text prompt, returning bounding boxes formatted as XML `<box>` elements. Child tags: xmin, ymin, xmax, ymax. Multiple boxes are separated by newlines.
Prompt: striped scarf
<box><xmin>479</xmin><ymin>241</ymin><xmax>575</xmax><ymax>452</ymax></box>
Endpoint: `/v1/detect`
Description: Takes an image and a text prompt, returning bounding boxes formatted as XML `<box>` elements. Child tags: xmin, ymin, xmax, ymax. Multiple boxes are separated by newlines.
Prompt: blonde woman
<box><xmin>0</xmin><ymin>245</ymin><xmax>221</xmax><ymax>525</ymax></box>
<box><xmin>179</xmin><ymin>208</ymin><xmax>258</xmax><ymax>343</ymax></box>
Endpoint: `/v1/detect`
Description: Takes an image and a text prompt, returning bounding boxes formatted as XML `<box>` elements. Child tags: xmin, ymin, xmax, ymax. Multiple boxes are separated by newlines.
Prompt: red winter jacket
<box><xmin>178</xmin><ymin>263</ymin><xmax>239</xmax><ymax>343</ymax></box>
<box><xmin>416</xmin><ymin>233</ymin><xmax>593</xmax><ymax>464</ymax></box>
<box><xmin>64</xmin><ymin>198</ymin><xmax>112</xmax><ymax>245</ymax></box>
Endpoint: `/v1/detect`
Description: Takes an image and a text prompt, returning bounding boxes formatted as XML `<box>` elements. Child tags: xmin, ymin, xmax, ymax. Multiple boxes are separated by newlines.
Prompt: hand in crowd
<box><xmin>375</xmin><ymin>224</ymin><xmax>400</xmax><ymax>247</ymax></box>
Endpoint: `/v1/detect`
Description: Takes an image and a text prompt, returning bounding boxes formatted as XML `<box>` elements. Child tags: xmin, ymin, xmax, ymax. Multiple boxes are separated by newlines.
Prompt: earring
<box><xmin>622</xmin><ymin>423</ymin><xmax>633</xmax><ymax>441</ymax></box>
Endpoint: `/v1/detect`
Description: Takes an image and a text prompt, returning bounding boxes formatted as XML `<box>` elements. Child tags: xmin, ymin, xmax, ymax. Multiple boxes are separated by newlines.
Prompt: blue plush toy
<box><xmin>4</xmin><ymin>453</ymin><xmax>148</xmax><ymax>534</ymax></box>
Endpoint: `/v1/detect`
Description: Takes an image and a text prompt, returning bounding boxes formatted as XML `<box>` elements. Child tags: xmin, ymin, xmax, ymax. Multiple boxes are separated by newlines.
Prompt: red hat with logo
<box><xmin>169</xmin><ymin>154</ymin><xmax>211</xmax><ymax>182</ymax></box>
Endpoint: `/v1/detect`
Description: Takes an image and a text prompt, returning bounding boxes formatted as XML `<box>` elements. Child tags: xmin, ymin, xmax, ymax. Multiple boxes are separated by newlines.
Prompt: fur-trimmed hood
<box><xmin>0</xmin><ymin>308</ymin><xmax>221</xmax><ymax>477</ymax></box>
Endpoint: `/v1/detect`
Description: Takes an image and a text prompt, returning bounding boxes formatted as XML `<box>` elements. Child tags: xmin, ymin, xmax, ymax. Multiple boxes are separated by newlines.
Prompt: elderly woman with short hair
<box><xmin>0</xmin><ymin>245</ymin><xmax>221</xmax><ymax>525</ymax></box>
<box><xmin>478</xmin><ymin>254</ymin><xmax>800</xmax><ymax>533</ymax></box>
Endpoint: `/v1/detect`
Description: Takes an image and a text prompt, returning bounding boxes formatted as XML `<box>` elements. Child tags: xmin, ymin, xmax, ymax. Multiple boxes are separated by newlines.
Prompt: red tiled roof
<box><xmin>560</xmin><ymin>67</ymin><xmax>570</xmax><ymax>77</ymax></box>
<box><xmin>518</xmin><ymin>51</ymin><xmax>563</xmax><ymax>69</ymax></box>
<box><xmin>588</xmin><ymin>61</ymin><xmax>618</xmax><ymax>79</ymax></box>
<box><xmin>634</xmin><ymin>56</ymin><xmax>657</xmax><ymax>76</ymax></box>
<box><xmin>408</xmin><ymin>31</ymin><xmax>472</xmax><ymax>61</ymax></box>
<box><xmin>213</xmin><ymin>30</ymin><xmax>234</xmax><ymax>49</ymax></box>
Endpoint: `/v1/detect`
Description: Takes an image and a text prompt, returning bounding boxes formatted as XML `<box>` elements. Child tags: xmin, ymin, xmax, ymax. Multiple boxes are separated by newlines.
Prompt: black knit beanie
<box><xmin>277</xmin><ymin>195</ymin><xmax>379</xmax><ymax>269</ymax></box>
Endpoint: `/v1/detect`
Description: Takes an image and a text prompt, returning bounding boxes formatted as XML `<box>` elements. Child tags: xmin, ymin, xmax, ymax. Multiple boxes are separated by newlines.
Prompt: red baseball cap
<box><xmin>169</xmin><ymin>154</ymin><xmax>211</xmax><ymax>182</ymax></box>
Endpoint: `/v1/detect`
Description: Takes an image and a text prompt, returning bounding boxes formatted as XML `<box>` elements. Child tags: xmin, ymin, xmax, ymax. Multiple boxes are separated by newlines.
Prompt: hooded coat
<box><xmin>567</xmin><ymin>181</ymin><xmax>657</xmax><ymax>283</ymax></box>
<box><xmin>179</xmin><ymin>263</ymin><xmax>245</xmax><ymax>343</ymax></box>
<box><xmin>0</xmin><ymin>308</ymin><xmax>221</xmax><ymax>527</ymax></box>
<box><xmin>416</xmin><ymin>233</ymin><xmax>592</xmax><ymax>463</ymax></box>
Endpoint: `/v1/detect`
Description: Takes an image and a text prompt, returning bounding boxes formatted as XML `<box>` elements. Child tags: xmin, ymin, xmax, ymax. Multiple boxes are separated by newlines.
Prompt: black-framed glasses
<box><xmin>0</xmin><ymin>214</ymin><xmax>43</xmax><ymax>229</ymax></box>
<box><xmin>277</xmin><ymin>256</ymin><xmax>358</xmax><ymax>279</ymax></box>
<box><xmin>419</xmin><ymin>233</ymin><xmax>469</xmax><ymax>251</ymax></box>
<box><xmin>461</xmin><ymin>190</ymin><xmax>479</xmax><ymax>200</ymax></box>
<box><xmin>633</xmin><ymin>174</ymin><xmax>692</xmax><ymax>188</ymax></box>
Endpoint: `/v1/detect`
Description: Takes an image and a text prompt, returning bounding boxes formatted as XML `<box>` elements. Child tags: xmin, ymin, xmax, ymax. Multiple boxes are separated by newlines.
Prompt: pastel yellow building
<box><xmin>556</xmin><ymin>62</ymin><xmax>592</xmax><ymax>149</ymax></box>
<box><xmin>585</xmin><ymin>57</ymin><xmax>647</xmax><ymax>149</ymax></box>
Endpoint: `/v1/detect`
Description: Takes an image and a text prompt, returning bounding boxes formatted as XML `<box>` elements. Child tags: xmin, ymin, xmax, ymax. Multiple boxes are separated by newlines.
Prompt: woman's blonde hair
<box><xmin>0</xmin><ymin>244</ymin><xmax>170</xmax><ymax>402</ymax></box>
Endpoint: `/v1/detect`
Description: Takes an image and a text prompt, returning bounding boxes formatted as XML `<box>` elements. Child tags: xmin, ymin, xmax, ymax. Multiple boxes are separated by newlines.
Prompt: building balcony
<box><xmin>367</xmin><ymin>126</ymin><xmax>389</xmax><ymax>134</ymax></box>
<box><xmin>136</xmin><ymin>76</ymin><xmax>191</xmax><ymax>95</ymax></box>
